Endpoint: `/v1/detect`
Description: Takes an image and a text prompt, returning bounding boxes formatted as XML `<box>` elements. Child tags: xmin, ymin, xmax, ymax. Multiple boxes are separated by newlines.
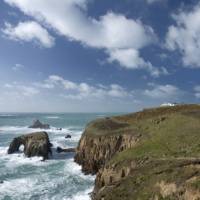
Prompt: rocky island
<box><xmin>29</xmin><ymin>119</ymin><xmax>50</xmax><ymax>129</ymax></box>
<box><xmin>8</xmin><ymin>132</ymin><xmax>52</xmax><ymax>160</ymax></box>
<box><xmin>75</xmin><ymin>104</ymin><xmax>200</xmax><ymax>200</ymax></box>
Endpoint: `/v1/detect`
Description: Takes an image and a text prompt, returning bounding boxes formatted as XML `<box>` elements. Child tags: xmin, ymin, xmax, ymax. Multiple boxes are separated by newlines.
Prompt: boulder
<box><xmin>65</xmin><ymin>134</ymin><xmax>72</xmax><ymax>139</ymax></box>
<box><xmin>8</xmin><ymin>132</ymin><xmax>52</xmax><ymax>160</ymax></box>
<box><xmin>56</xmin><ymin>147</ymin><xmax>75</xmax><ymax>153</ymax></box>
<box><xmin>29</xmin><ymin>120</ymin><xmax>50</xmax><ymax>129</ymax></box>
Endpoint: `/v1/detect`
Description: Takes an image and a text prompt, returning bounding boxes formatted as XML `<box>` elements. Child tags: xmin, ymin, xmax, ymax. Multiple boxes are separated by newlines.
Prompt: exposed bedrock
<box><xmin>56</xmin><ymin>147</ymin><xmax>75</xmax><ymax>153</ymax></box>
<box><xmin>29</xmin><ymin>119</ymin><xmax>50</xmax><ymax>129</ymax></box>
<box><xmin>8</xmin><ymin>132</ymin><xmax>52</xmax><ymax>160</ymax></box>
<box><xmin>74</xmin><ymin>118</ymin><xmax>141</xmax><ymax>175</ymax></box>
<box><xmin>75</xmin><ymin>134</ymin><xmax>139</xmax><ymax>175</ymax></box>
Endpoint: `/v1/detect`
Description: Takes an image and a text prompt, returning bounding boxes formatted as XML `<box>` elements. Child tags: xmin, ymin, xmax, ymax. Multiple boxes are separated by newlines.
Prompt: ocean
<box><xmin>0</xmin><ymin>113</ymin><xmax>116</xmax><ymax>200</ymax></box>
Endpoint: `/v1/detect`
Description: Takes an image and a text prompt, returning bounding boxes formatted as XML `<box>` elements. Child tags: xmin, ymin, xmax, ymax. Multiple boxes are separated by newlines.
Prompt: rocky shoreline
<box><xmin>7</xmin><ymin>120</ymin><xmax>75</xmax><ymax>160</ymax></box>
<box><xmin>75</xmin><ymin>104</ymin><xmax>200</xmax><ymax>200</ymax></box>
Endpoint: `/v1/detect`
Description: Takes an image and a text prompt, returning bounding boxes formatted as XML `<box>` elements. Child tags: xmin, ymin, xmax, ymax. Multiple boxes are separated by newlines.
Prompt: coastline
<box><xmin>75</xmin><ymin>104</ymin><xmax>200</xmax><ymax>200</ymax></box>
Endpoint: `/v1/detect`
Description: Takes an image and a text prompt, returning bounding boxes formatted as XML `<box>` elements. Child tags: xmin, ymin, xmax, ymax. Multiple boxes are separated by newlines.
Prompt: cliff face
<box><xmin>75</xmin><ymin>105</ymin><xmax>200</xmax><ymax>200</ymax></box>
<box><xmin>75</xmin><ymin>133</ymin><xmax>139</xmax><ymax>174</ymax></box>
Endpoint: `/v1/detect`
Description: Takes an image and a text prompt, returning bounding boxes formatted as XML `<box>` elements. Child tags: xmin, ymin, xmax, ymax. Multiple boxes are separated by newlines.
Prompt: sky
<box><xmin>0</xmin><ymin>0</ymin><xmax>200</xmax><ymax>112</ymax></box>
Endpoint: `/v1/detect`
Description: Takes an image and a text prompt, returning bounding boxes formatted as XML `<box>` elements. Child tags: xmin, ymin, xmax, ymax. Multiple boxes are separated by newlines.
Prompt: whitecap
<box><xmin>64</xmin><ymin>158</ymin><xmax>95</xmax><ymax>181</ymax></box>
<box><xmin>0</xmin><ymin>147</ymin><xmax>47</xmax><ymax>167</ymax></box>
<box><xmin>0</xmin><ymin>126</ymin><xmax>29</xmax><ymax>133</ymax></box>
<box><xmin>45</xmin><ymin>116</ymin><xmax>60</xmax><ymax>119</ymax></box>
<box><xmin>0</xmin><ymin>178</ymin><xmax>37</xmax><ymax>199</ymax></box>
<box><xmin>0</xmin><ymin>114</ymin><xmax>16</xmax><ymax>117</ymax></box>
<box><xmin>68</xmin><ymin>188</ymin><xmax>93</xmax><ymax>200</ymax></box>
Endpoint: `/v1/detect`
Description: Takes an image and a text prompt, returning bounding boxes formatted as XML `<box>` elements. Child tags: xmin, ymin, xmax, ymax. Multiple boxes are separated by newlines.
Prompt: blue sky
<box><xmin>0</xmin><ymin>0</ymin><xmax>200</xmax><ymax>112</ymax></box>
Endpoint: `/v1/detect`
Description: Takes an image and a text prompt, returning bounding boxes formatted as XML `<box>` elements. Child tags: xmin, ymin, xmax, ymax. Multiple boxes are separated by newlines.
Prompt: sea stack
<box><xmin>8</xmin><ymin>132</ymin><xmax>52</xmax><ymax>160</ymax></box>
<box><xmin>29</xmin><ymin>120</ymin><xmax>50</xmax><ymax>129</ymax></box>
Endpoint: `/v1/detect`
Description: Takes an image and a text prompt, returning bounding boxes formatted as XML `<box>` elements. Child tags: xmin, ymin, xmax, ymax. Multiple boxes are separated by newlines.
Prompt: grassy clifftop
<box><xmin>75</xmin><ymin>104</ymin><xmax>200</xmax><ymax>199</ymax></box>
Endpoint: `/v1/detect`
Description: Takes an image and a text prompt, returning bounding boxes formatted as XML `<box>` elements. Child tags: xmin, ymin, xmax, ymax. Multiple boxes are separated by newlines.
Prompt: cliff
<box><xmin>75</xmin><ymin>104</ymin><xmax>200</xmax><ymax>200</ymax></box>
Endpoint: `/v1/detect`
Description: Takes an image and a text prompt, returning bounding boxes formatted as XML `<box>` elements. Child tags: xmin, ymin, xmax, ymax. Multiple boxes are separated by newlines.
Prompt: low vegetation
<box><xmin>76</xmin><ymin>104</ymin><xmax>200</xmax><ymax>199</ymax></box>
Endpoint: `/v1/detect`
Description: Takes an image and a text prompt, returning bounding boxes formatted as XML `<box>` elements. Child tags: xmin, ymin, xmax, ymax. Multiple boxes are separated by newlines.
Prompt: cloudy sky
<box><xmin>0</xmin><ymin>0</ymin><xmax>200</xmax><ymax>112</ymax></box>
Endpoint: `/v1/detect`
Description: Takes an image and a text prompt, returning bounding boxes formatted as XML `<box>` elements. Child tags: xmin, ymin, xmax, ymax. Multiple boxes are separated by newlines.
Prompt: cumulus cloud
<box><xmin>4</xmin><ymin>83</ymin><xmax>40</xmax><ymax>96</ymax></box>
<box><xmin>3</xmin><ymin>0</ymin><xmax>165</xmax><ymax>76</ymax></box>
<box><xmin>2</xmin><ymin>21</ymin><xmax>55</xmax><ymax>48</ymax></box>
<box><xmin>37</xmin><ymin>75</ymin><xmax>131</xmax><ymax>100</ymax></box>
<box><xmin>108</xmin><ymin>48</ymin><xmax>168</xmax><ymax>77</ymax></box>
<box><xmin>166</xmin><ymin>4</ymin><xmax>200</xmax><ymax>68</ymax></box>
<box><xmin>144</xmin><ymin>84</ymin><xmax>181</xmax><ymax>99</ymax></box>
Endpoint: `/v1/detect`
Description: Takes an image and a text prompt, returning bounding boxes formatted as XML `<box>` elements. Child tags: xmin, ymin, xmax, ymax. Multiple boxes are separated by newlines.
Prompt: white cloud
<box><xmin>4</xmin><ymin>0</ymin><xmax>154</xmax><ymax>49</ymax></box>
<box><xmin>2</xmin><ymin>21</ymin><xmax>55</xmax><ymax>48</ymax></box>
<box><xmin>144</xmin><ymin>84</ymin><xmax>180</xmax><ymax>99</ymax></box>
<box><xmin>4</xmin><ymin>83</ymin><xmax>40</xmax><ymax>96</ymax></box>
<box><xmin>166</xmin><ymin>4</ymin><xmax>200</xmax><ymax>68</ymax></box>
<box><xmin>108</xmin><ymin>48</ymin><xmax>168</xmax><ymax>77</ymax></box>
<box><xmin>3</xmin><ymin>0</ymin><xmax>164</xmax><ymax>76</ymax></box>
<box><xmin>37</xmin><ymin>75</ymin><xmax>131</xmax><ymax>100</ymax></box>
<box><xmin>194</xmin><ymin>85</ymin><xmax>200</xmax><ymax>98</ymax></box>
<box><xmin>49</xmin><ymin>75</ymin><xmax>77</xmax><ymax>90</ymax></box>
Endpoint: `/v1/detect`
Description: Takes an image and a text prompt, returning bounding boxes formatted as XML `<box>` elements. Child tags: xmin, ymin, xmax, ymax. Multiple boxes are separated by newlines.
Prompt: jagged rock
<box><xmin>65</xmin><ymin>134</ymin><xmax>71</xmax><ymax>139</ymax></box>
<box><xmin>29</xmin><ymin>120</ymin><xmax>50</xmax><ymax>129</ymax></box>
<box><xmin>8</xmin><ymin>132</ymin><xmax>52</xmax><ymax>160</ymax></box>
<box><xmin>56</xmin><ymin>147</ymin><xmax>75</xmax><ymax>153</ymax></box>
<box><xmin>0</xmin><ymin>181</ymin><xmax>3</xmax><ymax>184</ymax></box>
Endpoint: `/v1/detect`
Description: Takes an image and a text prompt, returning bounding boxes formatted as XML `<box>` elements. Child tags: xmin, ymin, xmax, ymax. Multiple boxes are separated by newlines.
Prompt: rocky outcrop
<box><xmin>65</xmin><ymin>134</ymin><xmax>71</xmax><ymax>139</ymax></box>
<box><xmin>75</xmin><ymin>133</ymin><xmax>139</xmax><ymax>175</ymax></box>
<box><xmin>29</xmin><ymin>120</ymin><xmax>50</xmax><ymax>129</ymax></box>
<box><xmin>75</xmin><ymin>118</ymin><xmax>141</xmax><ymax>174</ymax></box>
<box><xmin>8</xmin><ymin>132</ymin><xmax>52</xmax><ymax>160</ymax></box>
<box><xmin>56</xmin><ymin>147</ymin><xmax>75</xmax><ymax>153</ymax></box>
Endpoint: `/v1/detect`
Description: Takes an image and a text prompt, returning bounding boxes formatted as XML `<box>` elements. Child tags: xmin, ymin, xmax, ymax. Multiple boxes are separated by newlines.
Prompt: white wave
<box><xmin>0</xmin><ymin>126</ymin><xmax>29</xmax><ymax>133</ymax></box>
<box><xmin>0</xmin><ymin>114</ymin><xmax>16</xmax><ymax>117</ymax></box>
<box><xmin>68</xmin><ymin>188</ymin><xmax>93</xmax><ymax>200</ymax></box>
<box><xmin>45</xmin><ymin>116</ymin><xmax>60</xmax><ymax>119</ymax></box>
<box><xmin>0</xmin><ymin>178</ymin><xmax>37</xmax><ymax>199</ymax></box>
<box><xmin>0</xmin><ymin>125</ymin><xmax>82</xmax><ymax>136</ymax></box>
<box><xmin>64</xmin><ymin>158</ymin><xmax>95</xmax><ymax>181</ymax></box>
<box><xmin>0</xmin><ymin>147</ymin><xmax>47</xmax><ymax>167</ymax></box>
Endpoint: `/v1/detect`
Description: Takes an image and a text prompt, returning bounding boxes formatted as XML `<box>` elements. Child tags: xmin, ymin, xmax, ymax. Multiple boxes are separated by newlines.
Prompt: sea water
<box><xmin>0</xmin><ymin>113</ymin><xmax>114</xmax><ymax>200</ymax></box>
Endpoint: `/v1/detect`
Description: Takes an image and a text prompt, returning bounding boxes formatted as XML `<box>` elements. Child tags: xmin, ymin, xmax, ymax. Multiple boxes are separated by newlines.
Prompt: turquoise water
<box><xmin>0</xmin><ymin>113</ymin><xmax>116</xmax><ymax>200</ymax></box>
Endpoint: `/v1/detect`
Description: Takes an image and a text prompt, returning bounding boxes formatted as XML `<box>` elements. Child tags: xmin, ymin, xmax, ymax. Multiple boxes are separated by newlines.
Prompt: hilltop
<box><xmin>75</xmin><ymin>104</ymin><xmax>200</xmax><ymax>200</ymax></box>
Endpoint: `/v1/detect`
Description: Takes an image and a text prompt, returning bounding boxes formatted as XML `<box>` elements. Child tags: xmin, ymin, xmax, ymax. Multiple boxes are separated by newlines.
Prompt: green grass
<box><xmin>109</xmin><ymin>113</ymin><xmax>200</xmax><ymax>164</ymax></box>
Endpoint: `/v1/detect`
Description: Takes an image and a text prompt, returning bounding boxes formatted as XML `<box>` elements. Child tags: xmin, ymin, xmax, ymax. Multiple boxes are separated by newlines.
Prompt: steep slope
<box><xmin>75</xmin><ymin>104</ymin><xmax>200</xmax><ymax>200</ymax></box>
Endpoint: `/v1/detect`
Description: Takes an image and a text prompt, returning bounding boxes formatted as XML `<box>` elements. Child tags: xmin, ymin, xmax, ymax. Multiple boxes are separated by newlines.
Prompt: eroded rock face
<box><xmin>75</xmin><ymin>134</ymin><xmax>138</xmax><ymax>175</ymax></box>
<box><xmin>74</xmin><ymin>118</ymin><xmax>140</xmax><ymax>175</ymax></box>
<box><xmin>29</xmin><ymin>120</ymin><xmax>50</xmax><ymax>129</ymax></box>
<box><xmin>56</xmin><ymin>147</ymin><xmax>75</xmax><ymax>153</ymax></box>
<box><xmin>8</xmin><ymin>132</ymin><xmax>52</xmax><ymax>160</ymax></box>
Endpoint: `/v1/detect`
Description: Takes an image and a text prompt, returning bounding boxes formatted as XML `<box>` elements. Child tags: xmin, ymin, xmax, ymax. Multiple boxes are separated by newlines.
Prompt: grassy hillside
<box><xmin>76</xmin><ymin>104</ymin><xmax>200</xmax><ymax>200</ymax></box>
